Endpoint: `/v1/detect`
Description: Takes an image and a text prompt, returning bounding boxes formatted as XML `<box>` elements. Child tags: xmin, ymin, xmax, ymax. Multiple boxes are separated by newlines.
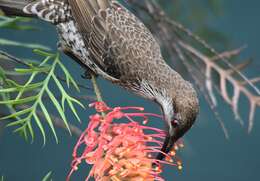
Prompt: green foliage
<box><xmin>0</xmin><ymin>66</ymin><xmax>20</xmax><ymax>123</ymax></box>
<box><xmin>0</xmin><ymin>50</ymin><xmax>84</xmax><ymax>144</ymax></box>
<box><xmin>0</xmin><ymin>12</ymin><xmax>84</xmax><ymax>144</ymax></box>
<box><xmin>0</xmin><ymin>38</ymin><xmax>50</xmax><ymax>50</ymax></box>
<box><xmin>0</xmin><ymin>16</ymin><xmax>37</xmax><ymax>30</ymax></box>
<box><xmin>0</xmin><ymin>66</ymin><xmax>6</xmax><ymax>81</ymax></box>
<box><xmin>0</xmin><ymin>172</ymin><xmax>53</xmax><ymax>181</ymax></box>
<box><xmin>0</xmin><ymin>16</ymin><xmax>50</xmax><ymax>50</ymax></box>
<box><xmin>42</xmin><ymin>171</ymin><xmax>52</xmax><ymax>181</ymax></box>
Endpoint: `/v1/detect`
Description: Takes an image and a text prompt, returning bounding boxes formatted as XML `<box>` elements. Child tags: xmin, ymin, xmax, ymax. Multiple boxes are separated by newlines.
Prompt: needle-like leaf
<box><xmin>0</xmin><ymin>50</ymin><xmax>83</xmax><ymax>143</ymax></box>
<box><xmin>42</xmin><ymin>171</ymin><xmax>52</xmax><ymax>181</ymax></box>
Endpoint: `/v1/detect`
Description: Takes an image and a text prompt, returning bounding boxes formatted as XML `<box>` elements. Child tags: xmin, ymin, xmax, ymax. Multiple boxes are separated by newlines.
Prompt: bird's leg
<box><xmin>81</xmin><ymin>67</ymin><xmax>96</xmax><ymax>80</ymax></box>
<box><xmin>57</xmin><ymin>41</ymin><xmax>70</xmax><ymax>55</ymax></box>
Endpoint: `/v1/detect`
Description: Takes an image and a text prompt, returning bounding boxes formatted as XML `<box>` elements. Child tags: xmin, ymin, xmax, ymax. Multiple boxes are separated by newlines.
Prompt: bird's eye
<box><xmin>171</xmin><ymin>119</ymin><xmax>179</xmax><ymax>128</ymax></box>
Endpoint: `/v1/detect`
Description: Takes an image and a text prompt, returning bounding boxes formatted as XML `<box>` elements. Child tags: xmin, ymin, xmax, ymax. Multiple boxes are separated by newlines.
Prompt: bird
<box><xmin>0</xmin><ymin>0</ymin><xmax>199</xmax><ymax>161</ymax></box>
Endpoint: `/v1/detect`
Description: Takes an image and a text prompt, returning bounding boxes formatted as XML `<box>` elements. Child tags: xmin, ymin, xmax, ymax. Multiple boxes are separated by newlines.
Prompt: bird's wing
<box><xmin>69</xmin><ymin>0</ymin><xmax>164</xmax><ymax>79</ymax></box>
<box><xmin>68</xmin><ymin>0</ymin><xmax>112</xmax><ymax>72</ymax></box>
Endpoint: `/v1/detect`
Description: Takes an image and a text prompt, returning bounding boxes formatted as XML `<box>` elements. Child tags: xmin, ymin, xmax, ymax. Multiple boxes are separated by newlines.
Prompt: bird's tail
<box><xmin>0</xmin><ymin>0</ymin><xmax>36</xmax><ymax>17</ymax></box>
<box><xmin>1</xmin><ymin>0</ymin><xmax>73</xmax><ymax>24</ymax></box>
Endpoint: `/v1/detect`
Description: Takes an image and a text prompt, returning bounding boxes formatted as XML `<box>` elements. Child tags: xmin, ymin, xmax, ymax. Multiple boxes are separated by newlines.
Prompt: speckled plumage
<box><xmin>22</xmin><ymin>0</ymin><xmax>199</xmax><ymax>159</ymax></box>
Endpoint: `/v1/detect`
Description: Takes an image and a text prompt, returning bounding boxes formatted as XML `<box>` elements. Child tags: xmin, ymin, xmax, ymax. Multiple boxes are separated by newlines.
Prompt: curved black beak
<box><xmin>156</xmin><ymin>119</ymin><xmax>180</xmax><ymax>160</ymax></box>
<box><xmin>156</xmin><ymin>134</ymin><xmax>171</xmax><ymax>161</ymax></box>
<box><xmin>156</xmin><ymin>130</ymin><xmax>177</xmax><ymax>161</ymax></box>
<box><xmin>155</xmin><ymin>117</ymin><xmax>182</xmax><ymax>161</ymax></box>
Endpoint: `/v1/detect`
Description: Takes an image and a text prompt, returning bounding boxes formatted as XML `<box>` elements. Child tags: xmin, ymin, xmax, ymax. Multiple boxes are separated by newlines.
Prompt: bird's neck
<box><xmin>139</xmin><ymin>78</ymin><xmax>174</xmax><ymax>120</ymax></box>
<box><xmin>138</xmin><ymin>64</ymin><xmax>185</xmax><ymax>118</ymax></box>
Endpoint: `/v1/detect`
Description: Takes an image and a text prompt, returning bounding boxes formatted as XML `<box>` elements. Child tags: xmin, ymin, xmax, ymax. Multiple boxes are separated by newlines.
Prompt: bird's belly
<box><xmin>56</xmin><ymin>20</ymin><xmax>96</xmax><ymax>70</ymax></box>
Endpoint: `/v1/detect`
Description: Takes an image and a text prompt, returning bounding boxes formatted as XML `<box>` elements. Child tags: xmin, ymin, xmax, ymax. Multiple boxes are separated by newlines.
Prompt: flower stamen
<box><xmin>67</xmin><ymin>102</ymin><xmax>183</xmax><ymax>181</ymax></box>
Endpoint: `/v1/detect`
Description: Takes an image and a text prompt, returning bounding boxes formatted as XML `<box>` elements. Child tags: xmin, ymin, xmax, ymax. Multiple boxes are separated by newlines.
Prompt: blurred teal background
<box><xmin>0</xmin><ymin>0</ymin><xmax>259</xmax><ymax>180</ymax></box>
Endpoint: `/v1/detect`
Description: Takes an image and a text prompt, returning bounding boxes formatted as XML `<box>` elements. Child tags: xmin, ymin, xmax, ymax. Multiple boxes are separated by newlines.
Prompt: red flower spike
<box><xmin>89</xmin><ymin>102</ymin><xmax>111</xmax><ymax>112</ymax></box>
<box><xmin>67</xmin><ymin>102</ymin><xmax>183</xmax><ymax>181</ymax></box>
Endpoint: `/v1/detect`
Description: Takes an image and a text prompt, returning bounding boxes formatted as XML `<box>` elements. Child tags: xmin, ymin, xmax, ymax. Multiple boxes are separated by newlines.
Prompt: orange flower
<box><xmin>67</xmin><ymin>102</ymin><xmax>183</xmax><ymax>181</ymax></box>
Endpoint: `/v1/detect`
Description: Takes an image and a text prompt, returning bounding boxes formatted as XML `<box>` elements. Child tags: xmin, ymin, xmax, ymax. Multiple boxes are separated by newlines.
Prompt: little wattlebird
<box><xmin>0</xmin><ymin>0</ymin><xmax>199</xmax><ymax>161</ymax></box>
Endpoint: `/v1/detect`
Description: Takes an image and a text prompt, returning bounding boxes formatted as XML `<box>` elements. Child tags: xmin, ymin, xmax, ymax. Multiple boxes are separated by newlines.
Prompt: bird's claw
<box><xmin>81</xmin><ymin>70</ymin><xmax>92</xmax><ymax>79</ymax></box>
<box><xmin>81</xmin><ymin>67</ymin><xmax>98</xmax><ymax>80</ymax></box>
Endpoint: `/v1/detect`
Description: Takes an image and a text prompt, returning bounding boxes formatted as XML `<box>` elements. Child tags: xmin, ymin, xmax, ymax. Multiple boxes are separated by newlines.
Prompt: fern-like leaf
<box><xmin>0</xmin><ymin>16</ymin><xmax>36</xmax><ymax>30</ymax></box>
<box><xmin>0</xmin><ymin>50</ymin><xmax>84</xmax><ymax>144</ymax></box>
<box><xmin>42</xmin><ymin>171</ymin><xmax>52</xmax><ymax>181</ymax></box>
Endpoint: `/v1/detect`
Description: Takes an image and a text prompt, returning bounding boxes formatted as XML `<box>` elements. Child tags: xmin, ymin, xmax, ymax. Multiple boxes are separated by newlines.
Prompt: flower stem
<box><xmin>90</xmin><ymin>74</ymin><xmax>103</xmax><ymax>102</ymax></box>
<box><xmin>90</xmin><ymin>74</ymin><xmax>105</xmax><ymax>117</ymax></box>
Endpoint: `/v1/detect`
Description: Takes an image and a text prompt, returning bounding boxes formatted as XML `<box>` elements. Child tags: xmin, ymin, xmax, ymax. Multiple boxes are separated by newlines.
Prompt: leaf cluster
<box><xmin>0</xmin><ymin>15</ymin><xmax>36</xmax><ymax>30</ymax></box>
<box><xmin>0</xmin><ymin>50</ymin><xmax>84</xmax><ymax>144</ymax></box>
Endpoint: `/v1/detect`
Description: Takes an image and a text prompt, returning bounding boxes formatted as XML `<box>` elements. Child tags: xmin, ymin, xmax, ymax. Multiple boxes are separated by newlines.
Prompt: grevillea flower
<box><xmin>67</xmin><ymin>102</ymin><xmax>183</xmax><ymax>181</ymax></box>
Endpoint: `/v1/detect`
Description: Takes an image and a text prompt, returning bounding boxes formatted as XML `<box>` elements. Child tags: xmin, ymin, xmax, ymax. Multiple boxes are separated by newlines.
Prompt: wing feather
<box><xmin>68</xmin><ymin>0</ymin><xmax>111</xmax><ymax>70</ymax></box>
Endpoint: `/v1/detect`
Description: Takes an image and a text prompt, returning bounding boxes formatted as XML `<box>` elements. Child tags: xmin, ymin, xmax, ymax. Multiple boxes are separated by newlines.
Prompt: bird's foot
<box><xmin>81</xmin><ymin>68</ymin><xmax>97</xmax><ymax>80</ymax></box>
<box><xmin>57</xmin><ymin>41</ymin><xmax>68</xmax><ymax>52</ymax></box>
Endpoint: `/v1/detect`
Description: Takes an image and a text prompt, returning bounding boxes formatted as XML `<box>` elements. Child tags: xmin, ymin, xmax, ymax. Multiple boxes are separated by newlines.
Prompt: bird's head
<box><xmin>167</xmin><ymin>91</ymin><xmax>199</xmax><ymax>141</ymax></box>
<box><xmin>156</xmin><ymin>81</ymin><xmax>199</xmax><ymax>159</ymax></box>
